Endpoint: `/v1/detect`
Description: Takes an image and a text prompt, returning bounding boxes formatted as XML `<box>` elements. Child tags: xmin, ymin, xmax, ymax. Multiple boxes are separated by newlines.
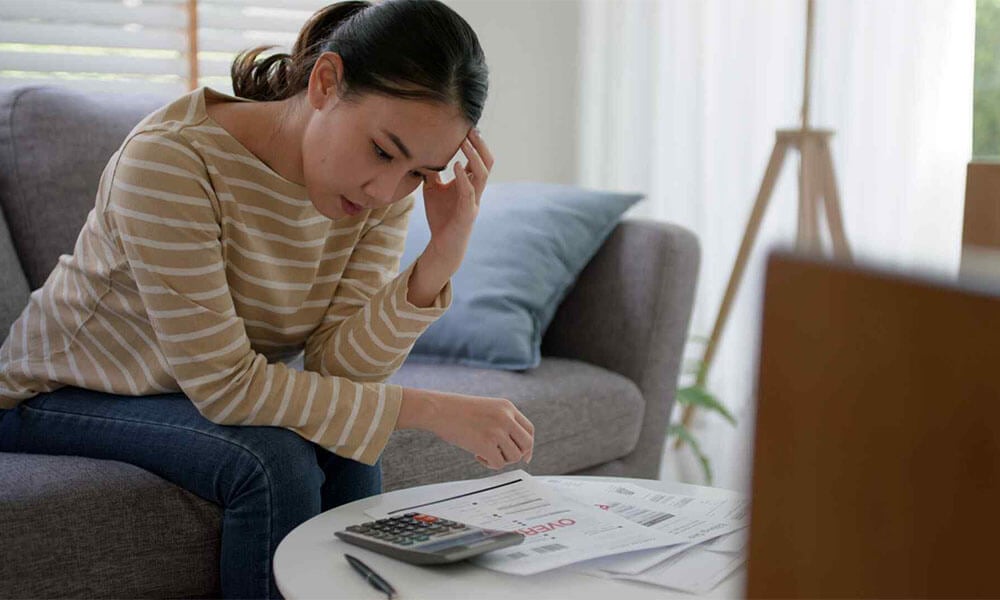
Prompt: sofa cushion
<box><xmin>0</xmin><ymin>452</ymin><xmax>220</xmax><ymax>598</ymax></box>
<box><xmin>399</xmin><ymin>183</ymin><xmax>642</xmax><ymax>370</ymax></box>
<box><xmin>0</xmin><ymin>86</ymin><xmax>171</xmax><ymax>289</ymax></box>
<box><xmin>383</xmin><ymin>356</ymin><xmax>645</xmax><ymax>490</ymax></box>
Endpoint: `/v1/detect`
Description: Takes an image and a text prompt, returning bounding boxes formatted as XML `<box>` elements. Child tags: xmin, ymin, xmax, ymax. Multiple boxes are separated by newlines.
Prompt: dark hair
<box><xmin>230</xmin><ymin>0</ymin><xmax>488</xmax><ymax>125</ymax></box>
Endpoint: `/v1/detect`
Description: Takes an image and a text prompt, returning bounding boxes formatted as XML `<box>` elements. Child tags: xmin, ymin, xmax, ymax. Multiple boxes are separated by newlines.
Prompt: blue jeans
<box><xmin>0</xmin><ymin>386</ymin><xmax>382</xmax><ymax>599</ymax></box>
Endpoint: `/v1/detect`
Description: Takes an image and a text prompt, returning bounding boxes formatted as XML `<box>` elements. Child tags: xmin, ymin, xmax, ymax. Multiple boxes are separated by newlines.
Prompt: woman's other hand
<box><xmin>397</xmin><ymin>387</ymin><xmax>534</xmax><ymax>470</ymax></box>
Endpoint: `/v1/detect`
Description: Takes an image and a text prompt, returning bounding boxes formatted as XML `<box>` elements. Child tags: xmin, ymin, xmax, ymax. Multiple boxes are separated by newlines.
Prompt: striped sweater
<box><xmin>0</xmin><ymin>86</ymin><xmax>452</xmax><ymax>465</ymax></box>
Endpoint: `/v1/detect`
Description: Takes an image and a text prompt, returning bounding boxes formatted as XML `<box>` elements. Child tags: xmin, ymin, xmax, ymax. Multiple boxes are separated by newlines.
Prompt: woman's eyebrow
<box><xmin>381</xmin><ymin>128</ymin><xmax>448</xmax><ymax>171</ymax></box>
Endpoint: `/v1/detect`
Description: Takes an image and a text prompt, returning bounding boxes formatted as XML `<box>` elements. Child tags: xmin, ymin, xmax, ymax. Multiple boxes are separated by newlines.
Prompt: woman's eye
<box><xmin>374</xmin><ymin>142</ymin><xmax>424</xmax><ymax>180</ymax></box>
<box><xmin>373</xmin><ymin>143</ymin><xmax>392</xmax><ymax>162</ymax></box>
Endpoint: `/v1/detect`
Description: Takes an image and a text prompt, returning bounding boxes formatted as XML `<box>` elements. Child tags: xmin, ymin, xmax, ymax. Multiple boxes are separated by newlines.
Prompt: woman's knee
<box><xmin>221</xmin><ymin>425</ymin><xmax>325</xmax><ymax>508</ymax></box>
<box><xmin>316</xmin><ymin>449</ymin><xmax>383</xmax><ymax>511</ymax></box>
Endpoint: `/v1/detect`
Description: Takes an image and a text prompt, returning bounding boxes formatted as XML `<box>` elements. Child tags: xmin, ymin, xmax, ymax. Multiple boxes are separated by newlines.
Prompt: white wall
<box><xmin>444</xmin><ymin>0</ymin><xmax>582</xmax><ymax>185</ymax></box>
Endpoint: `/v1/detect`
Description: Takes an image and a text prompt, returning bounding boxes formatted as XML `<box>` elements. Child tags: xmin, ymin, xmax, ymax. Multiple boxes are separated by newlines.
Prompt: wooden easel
<box><xmin>676</xmin><ymin>0</ymin><xmax>852</xmax><ymax>441</ymax></box>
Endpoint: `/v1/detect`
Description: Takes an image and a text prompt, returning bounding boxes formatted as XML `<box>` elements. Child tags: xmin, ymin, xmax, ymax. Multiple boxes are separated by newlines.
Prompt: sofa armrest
<box><xmin>0</xmin><ymin>204</ymin><xmax>30</xmax><ymax>343</ymax></box>
<box><xmin>541</xmin><ymin>218</ymin><xmax>700</xmax><ymax>478</ymax></box>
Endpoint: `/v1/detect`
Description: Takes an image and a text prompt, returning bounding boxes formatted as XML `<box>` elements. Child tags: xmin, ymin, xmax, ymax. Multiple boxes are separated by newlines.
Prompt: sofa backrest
<box><xmin>0</xmin><ymin>85</ymin><xmax>172</xmax><ymax>340</ymax></box>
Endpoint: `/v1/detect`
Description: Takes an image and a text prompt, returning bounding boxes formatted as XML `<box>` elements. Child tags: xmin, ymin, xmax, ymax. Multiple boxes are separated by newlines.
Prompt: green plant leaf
<box><xmin>667</xmin><ymin>424</ymin><xmax>713</xmax><ymax>485</ymax></box>
<box><xmin>676</xmin><ymin>385</ymin><xmax>737</xmax><ymax>426</ymax></box>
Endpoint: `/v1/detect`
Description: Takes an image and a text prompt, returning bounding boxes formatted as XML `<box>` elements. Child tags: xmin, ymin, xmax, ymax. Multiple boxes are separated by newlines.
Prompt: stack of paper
<box><xmin>363</xmin><ymin>470</ymin><xmax>748</xmax><ymax>595</ymax></box>
<box><xmin>538</xmin><ymin>477</ymin><xmax>749</xmax><ymax>594</ymax></box>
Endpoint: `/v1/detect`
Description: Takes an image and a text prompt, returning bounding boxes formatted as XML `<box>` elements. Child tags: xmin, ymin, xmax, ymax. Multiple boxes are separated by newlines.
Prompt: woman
<box><xmin>0</xmin><ymin>0</ymin><xmax>534</xmax><ymax>597</ymax></box>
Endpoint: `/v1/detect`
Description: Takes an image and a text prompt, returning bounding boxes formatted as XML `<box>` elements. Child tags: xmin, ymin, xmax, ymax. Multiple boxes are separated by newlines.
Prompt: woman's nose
<box><xmin>362</xmin><ymin>174</ymin><xmax>402</xmax><ymax>207</ymax></box>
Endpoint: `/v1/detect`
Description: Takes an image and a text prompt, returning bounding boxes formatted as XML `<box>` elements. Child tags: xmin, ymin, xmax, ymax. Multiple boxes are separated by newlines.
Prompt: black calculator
<box><xmin>335</xmin><ymin>512</ymin><xmax>524</xmax><ymax>565</ymax></box>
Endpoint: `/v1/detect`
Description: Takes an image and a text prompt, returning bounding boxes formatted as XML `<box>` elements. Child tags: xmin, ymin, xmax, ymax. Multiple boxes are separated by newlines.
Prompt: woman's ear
<box><xmin>307</xmin><ymin>51</ymin><xmax>344</xmax><ymax>111</ymax></box>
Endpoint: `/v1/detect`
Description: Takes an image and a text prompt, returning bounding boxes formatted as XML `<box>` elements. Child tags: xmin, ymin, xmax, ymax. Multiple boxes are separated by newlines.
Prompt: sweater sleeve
<box><xmin>104</xmin><ymin>131</ymin><xmax>402</xmax><ymax>464</ymax></box>
<box><xmin>303</xmin><ymin>195</ymin><xmax>452</xmax><ymax>382</ymax></box>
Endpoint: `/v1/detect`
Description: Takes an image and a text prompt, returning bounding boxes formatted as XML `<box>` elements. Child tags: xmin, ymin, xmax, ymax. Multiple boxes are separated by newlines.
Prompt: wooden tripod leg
<box><xmin>818</xmin><ymin>141</ymin><xmax>852</xmax><ymax>260</ymax></box>
<box><xmin>798</xmin><ymin>134</ymin><xmax>824</xmax><ymax>253</ymax></box>
<box><xmin>797</xmin><ymin>135</ymin><xmax>814</xmax><ymax>250</ymax></box>
<box><xmin>677</xmin><ymin>138</ymin><xmax>790</xmax><ymax>440</ymax></box>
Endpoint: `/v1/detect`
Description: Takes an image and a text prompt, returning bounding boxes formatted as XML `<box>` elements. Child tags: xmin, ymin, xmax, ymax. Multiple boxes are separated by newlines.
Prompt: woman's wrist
<box><xmin>396</xmin><ymin>386</ymin><xmax>442</xmax><ymax>431</ymax></box>
<box><xmin>406</xmin><ymin>248</ymin><xmax>455</xmax><ymax>308</ymax></box>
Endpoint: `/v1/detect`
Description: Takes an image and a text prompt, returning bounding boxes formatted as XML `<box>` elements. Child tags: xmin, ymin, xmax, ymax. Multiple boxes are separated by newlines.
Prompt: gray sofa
<box><xmin>0</xmin><ymin>85</ymin><xmax>699</xmax><ymax>598</ymax></box>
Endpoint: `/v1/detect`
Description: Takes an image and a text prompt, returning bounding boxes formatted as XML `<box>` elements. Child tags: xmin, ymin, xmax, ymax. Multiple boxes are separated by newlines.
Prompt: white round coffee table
<box><xmin>274</xmin><ymin>475</ymin><xmax>747</xmax><ymax>599</ymax></box>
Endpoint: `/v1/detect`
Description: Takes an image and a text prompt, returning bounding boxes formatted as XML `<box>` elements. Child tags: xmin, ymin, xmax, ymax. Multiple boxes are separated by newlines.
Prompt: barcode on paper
<box><xmin>506</xmin><ymin>552</ymin><xmax>530</xmax><ymax>560</ymax></box>
<box><xmin>607</xmin><ymin>501</ymin><xmax>676</xmax><ymax>527</ymax></box>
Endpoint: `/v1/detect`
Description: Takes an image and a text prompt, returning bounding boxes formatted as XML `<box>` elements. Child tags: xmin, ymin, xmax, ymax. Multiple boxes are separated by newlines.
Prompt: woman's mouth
<box><xmin>340</xmin><ymin>195</ymin><xmax>363</xmax><ymax>216</ymax></box>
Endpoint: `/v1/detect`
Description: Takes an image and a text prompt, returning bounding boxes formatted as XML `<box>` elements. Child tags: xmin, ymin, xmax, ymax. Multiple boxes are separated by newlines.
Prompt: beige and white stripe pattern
<box><xmin>0</xmin><ymin>86</ymin><xmax>451</xmax><ymax>465</ymax></box>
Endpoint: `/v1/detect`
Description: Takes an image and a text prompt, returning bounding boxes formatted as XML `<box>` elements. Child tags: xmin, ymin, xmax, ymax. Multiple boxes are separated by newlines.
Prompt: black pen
<box><xmin>344</xmin><ymin>553</ymin><xmax>398</xmax><ymax>599</ymax></box>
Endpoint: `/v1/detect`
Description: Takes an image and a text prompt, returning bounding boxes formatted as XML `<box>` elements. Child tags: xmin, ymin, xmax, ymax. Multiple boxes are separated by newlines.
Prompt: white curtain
<box><xmin>577</xmin><ymin>0</ymin><xmax>976</xmax><ymax>488</ymax></box>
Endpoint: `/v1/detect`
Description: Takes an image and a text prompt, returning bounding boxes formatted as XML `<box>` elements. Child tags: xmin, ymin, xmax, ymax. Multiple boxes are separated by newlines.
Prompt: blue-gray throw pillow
<box><xmin>398</xmin><ymin>182</ymin><xmax>642</xmax><ymax>370</ymax></box>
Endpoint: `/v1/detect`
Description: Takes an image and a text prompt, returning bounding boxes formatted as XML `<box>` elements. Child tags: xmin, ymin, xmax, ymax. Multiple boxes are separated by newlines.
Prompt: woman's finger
<box><xmin>488</xmin><ymin>446</ymin><xmax>505</xmax><ymax>469</ymax></box>
<box><xmin>469</xmin><ymin>128</ymin><xmax>494</xmax><ymax>171</ymax></box>
<box><xmin>423</xmin><ymin>170</ymin><xmax>443</xmax><ymax>190</ymax></box>
<box><xmin>509</xmin><ymin>427</ymin><xmax>533</xmax><ymax>464</ymax></box>
<box><xmin>512</xmin><ymin>412</ymin><xmax>534</xmax><ymax>464</ymax></box>
<box><xmin>478</xmin><ymin>445</ymin><xmax>503</xmax><ymax>469</ymax></box>
<box><xmin>498</xmin><ymin>436</ymin><xmax>522</xmax><ymax>466</ymax></box>
<box><xmin>513</xmin><ymin>411</ymin><xmax>534</xmax><ymax>437</ymax></box>
<box><xmin>453</xmin><ymin>161</ymin><xmax>478</xmax><ymax>207</ymax></box>
<box><xmin>461</xmin><ymin>138</ymin><xmax>488</xmax><ymax>196</ymax></box>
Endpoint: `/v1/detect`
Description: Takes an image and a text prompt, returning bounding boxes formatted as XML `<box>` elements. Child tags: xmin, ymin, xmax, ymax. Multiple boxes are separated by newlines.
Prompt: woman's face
<box><xmin>301</xmin><ymin>53</ymin><xmax>472</xmax><ymax>220</ymax></box>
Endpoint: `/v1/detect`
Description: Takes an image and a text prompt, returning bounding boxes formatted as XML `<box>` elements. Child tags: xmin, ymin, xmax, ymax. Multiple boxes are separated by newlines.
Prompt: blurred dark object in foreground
<box><xmin>747</xmin><ymin>252</ymin><xmax>1000</xmax><ymax>599</ymax></box>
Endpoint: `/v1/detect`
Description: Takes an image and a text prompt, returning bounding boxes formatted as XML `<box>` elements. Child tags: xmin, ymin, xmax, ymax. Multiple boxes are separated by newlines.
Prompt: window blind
<box><xmin>198</xmin><ymin>0</ymin><xmax>321</xmax><ymax>95</ymax></box>
<box><xmin>0</xmin><ymin>0</ymin><xmax>325</xmax><ymax>96</ymax></box>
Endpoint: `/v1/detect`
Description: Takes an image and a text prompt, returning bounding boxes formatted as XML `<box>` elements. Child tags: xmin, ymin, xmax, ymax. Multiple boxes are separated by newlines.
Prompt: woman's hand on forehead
<box><xmin>418</xmin><ymin>127</ymin><xmax>493</xmax><ymax>277</ymax></box>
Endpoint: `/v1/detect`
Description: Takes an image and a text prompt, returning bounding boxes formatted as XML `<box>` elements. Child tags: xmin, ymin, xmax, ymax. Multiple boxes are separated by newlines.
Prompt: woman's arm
<box><xmin>396</xmin><ymin>386</ymin><xmax>534</xmax><ymax>469</ymax></box>
<box><xmin>302</xmin><ymin>195</ymin><xmax>452</xmax><ymax>383</ymax></box>
<box><xmin>393</xmin><ymin>130</ymin><xmax>534</xmax><ymax>469</ymax></box>
<box><xmin>406</xmin><ymin>250</ymin><xmax>452</xmax><ymax>308</ymax></box>
<box><xmin>106</xmin><ymin>131</ymin><xmax>403</xmax><ymax>465</ymax></box>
